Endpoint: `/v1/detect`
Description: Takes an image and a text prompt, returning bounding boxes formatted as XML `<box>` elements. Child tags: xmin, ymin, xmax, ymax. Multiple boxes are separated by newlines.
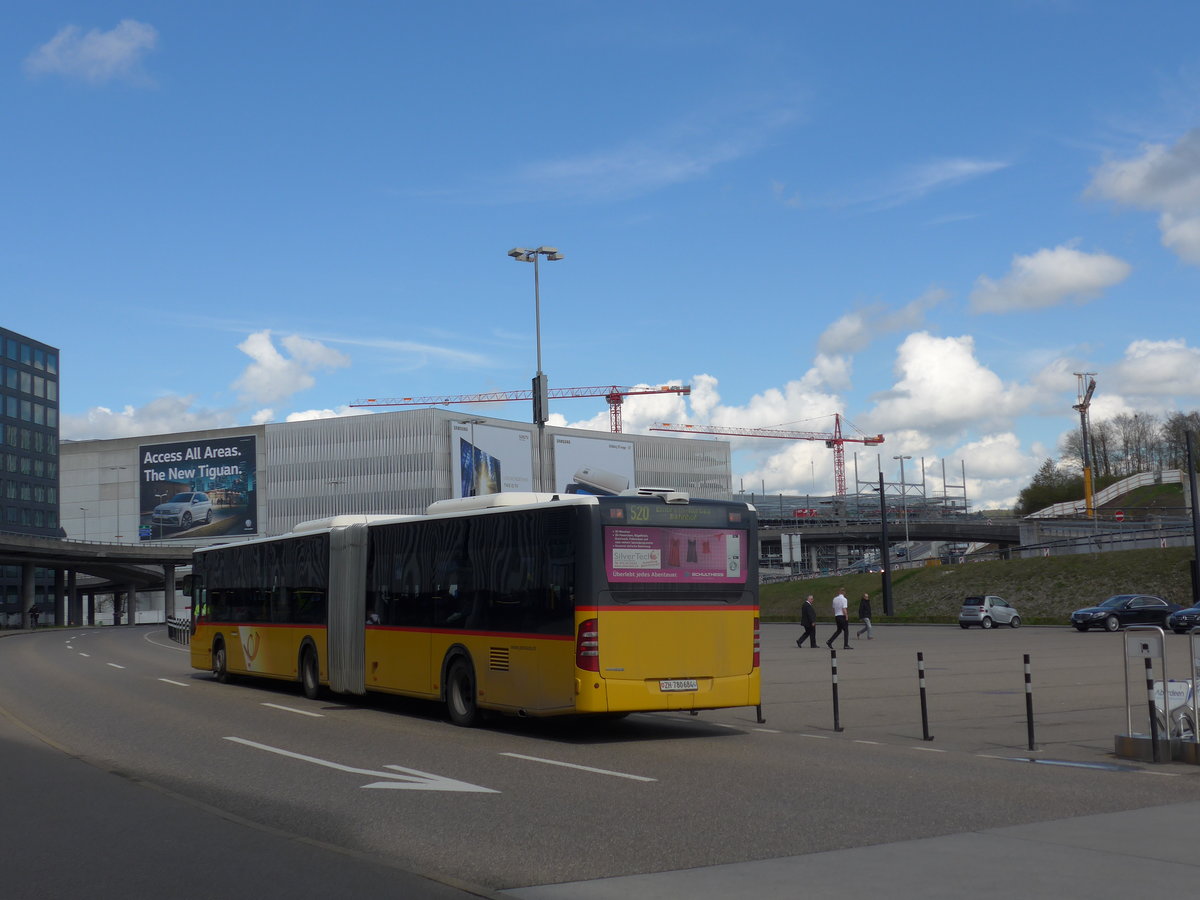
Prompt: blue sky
<box><xmin>6</xmin><ymin>1</ymin><xmax>1200</xmax><ymax>508</ymax></box>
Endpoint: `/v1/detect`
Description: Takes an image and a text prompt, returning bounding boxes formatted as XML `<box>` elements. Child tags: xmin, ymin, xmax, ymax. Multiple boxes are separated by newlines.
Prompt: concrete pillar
<box><xmin>127</xmin><ymin>583</ymin><xmax>138</xmax><ymax>625</ymax></box>
<box><xmin>54</xmin><ymin>568</ymin><xmax>66</xmax><ymax>627</ymax></box>
<box><xmin>20</xmin><ymin>562</ymin><xmax>34</xmax><ymax>629</ymax></box>
<box><xmin>67</xmin><ymin>571</ymin><xmax>79</xmax><ymax>627</ymax></box>
<box><xmin>86</xmin><ymin>592</ymin><xmax>95</xmax><ymax>626</ymax></box>
<box><xmin>164</xmin><ymin>563</ymin><xmax>176</xmax><ymax>619</ymax></box>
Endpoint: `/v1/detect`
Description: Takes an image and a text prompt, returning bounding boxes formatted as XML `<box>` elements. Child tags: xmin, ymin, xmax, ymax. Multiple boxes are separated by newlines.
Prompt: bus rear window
<box><xmin>603</xmin><ymin>526</ymin><xmax>746</xmax><ymax>584</ymax></box>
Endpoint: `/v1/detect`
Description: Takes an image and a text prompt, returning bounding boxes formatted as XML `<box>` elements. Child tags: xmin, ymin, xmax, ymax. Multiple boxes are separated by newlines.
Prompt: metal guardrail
<box><xmin>166</xmin><ymin>616</ymin><xmax>191</xmax><ymax>646</ymax></box>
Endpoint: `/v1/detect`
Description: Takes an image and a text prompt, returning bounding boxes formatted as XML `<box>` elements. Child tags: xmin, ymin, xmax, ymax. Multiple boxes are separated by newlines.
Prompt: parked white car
<box><xmin>152</xmin><ymin>491</ymin><xmax>213</xmax><ymax>529</ymax></box>
<box><xmin>959</xmin><ymin>595</ymin><xmax>1020</xmax><ymax>629</ymax></box>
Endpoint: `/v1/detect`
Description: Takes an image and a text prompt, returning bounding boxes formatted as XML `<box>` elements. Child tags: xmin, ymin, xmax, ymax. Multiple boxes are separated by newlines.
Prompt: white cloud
<box><xmin>502</xmin><ymin>96</ymin><xmax>802</xmax><ymax>202</ymax></box>
<box><xmin>1110</xmin><ymin>338</ymin><xmax>1200</xmax><ymax>398</ymax></box>
<box><xmin>866</xmin><ymin>332</ymin><xmax>1035</xmax><ymax>437</ymax></box>
<box><xmin>24</xmin><ymin>20</ymin><xmax>158</xmax><ymax>85</ymax></box>
<box><xmin>60</xmin><ymin>396</ymin><xmax>235</xmax><ymax>441</ymax></box>
<box><xmin>1088</xmin><ymin>129</ymin><xmax>1200</xmax><ymax>265</ymax></box>
<box><xmin>62</xmin><ymin>331</ymin><xmax>355</xmax><ymax>439</ymax></box>
<box><xmin>817</xmin><ymin>288</ymin><xmax>947</xmax><ymax>355</ymax></box>
<box><xmin>848</xmin><ymin>157</ymin><xmax>1010</xmax><ymax>210</ymax></box>
<box><xmin>284</xmin><ymin>406</ymin><xmax>374</xmax><ymax>422</ymax></box>
<box><xmin>969</xmin><ymin>243</ymin><xmax>1131</xmax><ymax>313</ymax></box>
<box><xmin>233</xmin><ymin>331</ymin><xmax>350</xmax><ymax>405</ymax></box>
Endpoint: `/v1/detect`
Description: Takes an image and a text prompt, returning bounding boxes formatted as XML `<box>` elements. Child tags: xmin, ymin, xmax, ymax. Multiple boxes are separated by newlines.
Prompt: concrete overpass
<box><xmin>761</xmin><ymin>518</ymin><xmax>1022</xmax><ymax>548</ymax></box>
<box><xmin>0</xmin><ymin>532</ymin><xmax>193</xmax><ymax>628</ymax></box>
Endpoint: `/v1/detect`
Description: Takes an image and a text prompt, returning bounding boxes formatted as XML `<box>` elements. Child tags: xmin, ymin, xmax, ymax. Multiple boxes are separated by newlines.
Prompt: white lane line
<box><xmin>798</xmin><ymin>733</ymin><xmax>830</xmax><ymax>740</ymax></box>
<box><xmin>78</xmin><ymin>653</ymin><xmax>90</xmax><ymax>658</ymax></box>
<box><xmin>262</xmin><ymin>702</ymin><xmax>324</xmax><ymax>718</ymax></box>
<box><xmin>144</xmin><ymin>629</ymin><xmax>189</xmax><ymax>652</ymax></box>
<box><xmin>753</xmin><ymin>728</ymin><xmax>782</xmax><ymax>734</ymax></box>
<box><xmin>500</xmin><ymin>752</ymin><xmax>657</xmax><ymax>782</ymax></box>
<box><xmin>106</xmin><ymin>663</ymin><xmax>126</xmax><ymax>669</ymax></box>
<box><xmin>158</xmin><ymin>678</ymin><xmax>190</xmax><ymax>687</ymax></box>
<box><xmin>854</xmin><ymin>740</ymin><xmax>882</xmax><ymax>745</ymax></box>
<box><xmin>912</xmin><ymin>746</ymin><xmax>946</xmax><ymax>753</ymax></box>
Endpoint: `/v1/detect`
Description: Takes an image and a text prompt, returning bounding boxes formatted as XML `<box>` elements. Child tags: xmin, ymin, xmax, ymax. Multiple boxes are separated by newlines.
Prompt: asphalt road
<box><xmin>1</xmin><ymin>623</ymin><xmax>1199</xmax><ymax>898</ymax></box>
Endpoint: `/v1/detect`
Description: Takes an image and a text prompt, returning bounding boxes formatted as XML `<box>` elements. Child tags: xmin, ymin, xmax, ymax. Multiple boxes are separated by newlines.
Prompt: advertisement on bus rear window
<box><xmin>604</xmin><ymin>526</ymin><xmax>746</xmax><ymax>583</ymax></box>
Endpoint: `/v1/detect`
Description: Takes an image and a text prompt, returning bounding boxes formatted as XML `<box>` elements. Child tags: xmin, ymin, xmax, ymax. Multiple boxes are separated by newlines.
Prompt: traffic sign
<box><xmin>1115</xmin><ymin>510</ymin><xmax>1125</xmax><ymax>522</ymax></box>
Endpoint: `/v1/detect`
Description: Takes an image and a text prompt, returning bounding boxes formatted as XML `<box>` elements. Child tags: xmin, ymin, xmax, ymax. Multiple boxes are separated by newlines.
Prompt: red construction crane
<box><xmin>650</xmin><ymin>413</ymin><xmax>884</xmax><ymax>496</ymax></box>
<box><xmin>350</xmin><ymin>384</ymin><xmax>690</xmax><ymax>433</ymax></box>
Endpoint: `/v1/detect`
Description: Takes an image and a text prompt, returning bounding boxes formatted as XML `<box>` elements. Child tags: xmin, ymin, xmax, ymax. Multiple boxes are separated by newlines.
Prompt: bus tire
<box><xmin>446</xmin><ymin>657</ymin><xmax>480</xmax><ymax>727</ymax></box>
<box><xmin>300</xmin><ymin>647</ymin><xmax>321</xmax><ymax>700</ymax></box>
<box><xmin>212</xmin><ymin>639</ymin><xmax>230</xmax><ymax>684</ymax></box>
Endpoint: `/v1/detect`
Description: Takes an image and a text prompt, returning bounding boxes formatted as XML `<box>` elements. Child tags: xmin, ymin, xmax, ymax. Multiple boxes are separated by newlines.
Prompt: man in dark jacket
<box><xmin>856</xmin><ymin>592</ymin><xmax>874</xmax><ymax>640</ymax></box>
<box><xmin>796</xmin><ymin>595</ymin><xmax>817</xmax><ymax>647</ymax></box>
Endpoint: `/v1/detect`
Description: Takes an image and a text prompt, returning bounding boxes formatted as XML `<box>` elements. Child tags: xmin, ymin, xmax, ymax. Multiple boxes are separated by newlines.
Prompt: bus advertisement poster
<box><xmin>604</xmin><ymin>526</ymin><xmax>746</xmax><ymax>583</ymax></box>
<box><xmin>138</xmin><ymin>434</ymin><xmax>258</xmax><ymax>541</ymax></box>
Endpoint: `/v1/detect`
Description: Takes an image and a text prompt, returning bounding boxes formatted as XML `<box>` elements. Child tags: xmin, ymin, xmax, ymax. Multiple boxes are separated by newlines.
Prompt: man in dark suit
<box><xmin>796</xmin><ymin>595</ymin><xmax>817</xmax><ymax>647</ymax></box>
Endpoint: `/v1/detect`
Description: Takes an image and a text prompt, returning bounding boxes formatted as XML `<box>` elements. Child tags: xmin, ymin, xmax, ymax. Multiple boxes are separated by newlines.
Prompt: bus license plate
<box><xmin>660</xmin><ymin>679</ymin><xmax>698</xmax><ymax>692</ymax></box>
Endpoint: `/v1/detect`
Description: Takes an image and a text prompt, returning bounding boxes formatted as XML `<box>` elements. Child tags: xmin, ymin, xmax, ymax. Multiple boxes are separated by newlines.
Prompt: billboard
<box><xmin>138</xmin><ymin>435</ymin><xmax>257</xmax><ymax>541</ymax></box>
<box><xmin>450</xmin><ymin>423</ymin><xmax>534</xmax><ymax>497</ymax></box>
<box><xmin>552</xmin><ymin>435</ymin><xmax>635</xmax><ymax>496</ymax></box>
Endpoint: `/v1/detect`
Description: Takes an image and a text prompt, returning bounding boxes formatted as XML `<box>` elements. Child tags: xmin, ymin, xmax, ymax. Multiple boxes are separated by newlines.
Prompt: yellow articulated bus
<box><xmin>189</xmin><ymin>488</ymin><xmax>759</xmax><ymax>725</ymax></box>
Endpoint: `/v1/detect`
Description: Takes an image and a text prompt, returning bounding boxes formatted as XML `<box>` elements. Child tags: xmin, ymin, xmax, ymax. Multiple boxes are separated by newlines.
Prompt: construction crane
<box><xmin>350</xmin><ymin>384</ymin><xmax>690</xmax><ymax>433</ymax></box>
<box><xmin>649</xmin><ymin>413</ymin><xmax>884</xmax><ymax>496</ymax></box>
<box><xmin>1073</xmin><ymin>373</ymin><xmax>1097</xmax><ymax>518</ymax></box>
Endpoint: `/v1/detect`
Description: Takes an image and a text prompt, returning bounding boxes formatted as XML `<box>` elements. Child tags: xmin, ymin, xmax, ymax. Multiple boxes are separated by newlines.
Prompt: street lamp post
<box><xmin>154</xmin><ymin>492</ymin><xmax>167</xmax><ymax>541</ymax></box>
<box><xmin>508</xmin><ymin>246</ymin><xmax>563</xmax><ymax>491</ymax></box>
<box><xmin>894</xmin><ymin>455</ymin><xmax>912</xmax><ymax>549</ymax></box>
<box><xmin>79</xmin><ymin>507</ymin><xmax>88</xmax><ymax>542</ymax></box>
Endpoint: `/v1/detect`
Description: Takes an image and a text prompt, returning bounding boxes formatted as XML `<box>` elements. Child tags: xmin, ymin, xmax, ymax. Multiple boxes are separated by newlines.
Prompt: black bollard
<box><xmin>1024</xmin><ymin>654</ymin><xmax>1037</xmax><ymax>751</ymax></box>
<box><xmin>1145</xmin><ymin>656</ymin><xmax>1161</xmax><ymax>763</ymax></box>
<box><xmin>917</xmin><ymin>651</ymin><xmax>934</xmax><ymax>741</ymax></box>
<box><xmin>831</xmin><ymin>649</ymin><xmax>844</xmax><ymax>732</ymax></box>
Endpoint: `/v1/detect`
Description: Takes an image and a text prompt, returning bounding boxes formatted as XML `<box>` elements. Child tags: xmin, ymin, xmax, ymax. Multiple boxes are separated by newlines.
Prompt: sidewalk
<box><xmin>503</xmin><ymin>800</ymin><xmax>1200</xmax><ymax>899</ymax></box>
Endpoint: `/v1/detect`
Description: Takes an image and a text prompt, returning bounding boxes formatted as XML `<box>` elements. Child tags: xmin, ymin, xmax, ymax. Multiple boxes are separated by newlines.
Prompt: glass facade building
<box><xmin>1</xmin><ymin>327</ymin><xmax>61</xmax><ymax>620</ymax></box>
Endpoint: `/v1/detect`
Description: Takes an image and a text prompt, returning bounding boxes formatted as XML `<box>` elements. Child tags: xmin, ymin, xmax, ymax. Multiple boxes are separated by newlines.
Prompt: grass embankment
<box><xmin>760</xmin><ymin>546</ymin><xmax>1197</xmax><ymax>625</ymax></box>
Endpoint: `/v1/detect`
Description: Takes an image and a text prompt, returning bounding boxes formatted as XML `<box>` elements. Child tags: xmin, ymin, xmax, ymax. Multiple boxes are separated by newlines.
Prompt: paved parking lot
<box><xmin>759</xmin><ymin>622</ymin><xmax>1199</xmax><ymax>764</ymax></box>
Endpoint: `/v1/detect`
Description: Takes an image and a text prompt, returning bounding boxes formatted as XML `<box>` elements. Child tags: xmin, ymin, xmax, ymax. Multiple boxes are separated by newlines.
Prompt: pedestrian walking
<box><xmin>796</xmin><ymin>595</ymin><xmax>817</xmax><ymax>648</ymax></box>
<box><xmin>826</xmin><ymin>587</ymin><xmax>852</xmax><ymax>649</ymax></box>
<box><xmin>28</xmin><ymin>606</ymin><xmax>40</xmax><ymax>629</ymax></box>
<box><xmin>856</xmin><ymin>592</ymin><xmax>874</xmax><ymax>639</ymax></box>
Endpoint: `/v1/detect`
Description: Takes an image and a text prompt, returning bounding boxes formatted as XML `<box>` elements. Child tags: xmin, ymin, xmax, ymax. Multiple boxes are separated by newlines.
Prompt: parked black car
<box><xmin>1070</xmin><ymin>594</ymin><xmax>1183</xmax><ymax>632</ymax></box>
<box><xmin>1167</xmin><ymin>602</ymin><xmax>1200</xmax><ymax>634</ymax></box>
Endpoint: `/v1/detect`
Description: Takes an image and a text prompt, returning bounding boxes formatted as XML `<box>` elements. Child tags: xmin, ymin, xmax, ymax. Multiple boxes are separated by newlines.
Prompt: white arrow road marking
<box><xmin>224</xmin><ymin>737</ymin><xmax>498</xmax><ymax>793</ymax></box>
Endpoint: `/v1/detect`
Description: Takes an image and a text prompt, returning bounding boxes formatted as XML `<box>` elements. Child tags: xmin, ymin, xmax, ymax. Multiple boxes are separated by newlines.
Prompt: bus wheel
<box><xmin>300</xmin><ymin>648</ymin><xmax>321</xmax><ymax>700</ymax></box>
<box><xmin>446</xmin><ymin>658</ymin><xmax>479</xmax><ymax>727</ymax></box>
<box><xmin>212</xmin><ymin>640</ymin><xmax>230</xmax><ymax>684</ymax></box>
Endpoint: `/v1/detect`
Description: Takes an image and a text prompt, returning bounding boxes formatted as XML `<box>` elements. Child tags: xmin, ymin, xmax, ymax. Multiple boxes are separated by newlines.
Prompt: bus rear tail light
<box><xmin>753</xmin><ymin>616</ymin><xmax>761</xmax><ymax>668</ymax></box>
<box><xmin>576</xmin><ymin>618</ymin><xmax>600</xmax><ymax>672</ymax></box>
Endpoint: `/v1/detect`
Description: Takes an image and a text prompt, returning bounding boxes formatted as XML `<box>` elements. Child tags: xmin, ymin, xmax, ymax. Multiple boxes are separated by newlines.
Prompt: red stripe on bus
<box><xmin>575</xmin><ymin>605</ymin><xmax>759</xmax><ymax>613</ymax></box>
<box><xmin>199</xmin><ymin>621</ymin><xmax>327</xmax><ymax>629</ymax></box>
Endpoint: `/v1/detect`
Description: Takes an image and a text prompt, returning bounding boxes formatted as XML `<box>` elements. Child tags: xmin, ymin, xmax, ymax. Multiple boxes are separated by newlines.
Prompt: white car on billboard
<box><xmin>152</xmin><ymin>491</ymin><xmax>213</xmax><ymax>529</ymax></box>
